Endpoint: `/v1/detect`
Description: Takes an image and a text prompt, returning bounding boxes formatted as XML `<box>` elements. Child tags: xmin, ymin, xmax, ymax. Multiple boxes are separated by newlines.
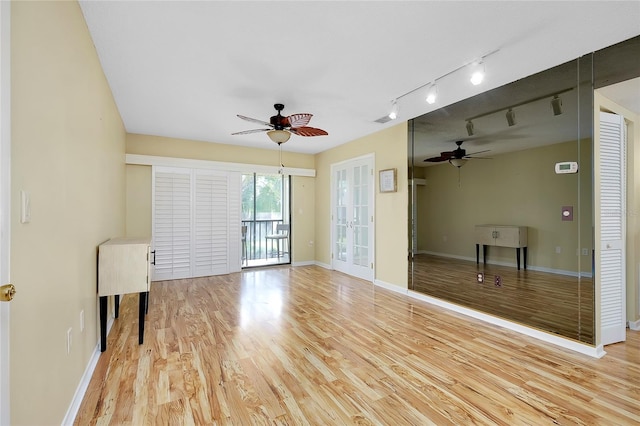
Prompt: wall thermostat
<box><xmin>555</xmin><ymin>161</ymin><xmax>578</xmax><ymax>174</ymax></box>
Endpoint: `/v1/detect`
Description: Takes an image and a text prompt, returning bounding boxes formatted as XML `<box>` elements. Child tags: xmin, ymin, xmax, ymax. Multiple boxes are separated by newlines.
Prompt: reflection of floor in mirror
<box><xmin>410</xmin><ymin>254</ymin><xmax>594</xmax><ymax>344</ymax></box>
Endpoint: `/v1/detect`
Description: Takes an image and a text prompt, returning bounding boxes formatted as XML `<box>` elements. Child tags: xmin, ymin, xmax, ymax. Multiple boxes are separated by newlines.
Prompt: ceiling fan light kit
<box><xmin>267</xmin><ymin>130</ymin><xmax>291</xmax><ymax>144</ymax></box>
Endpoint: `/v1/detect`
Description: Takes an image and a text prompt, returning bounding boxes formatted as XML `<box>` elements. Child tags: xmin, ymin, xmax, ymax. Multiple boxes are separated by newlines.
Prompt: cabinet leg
<box><xmin>483</xmin><ymin>245</ymin><xmax>487</xmax><ymax>265</ymax></box>
<box><xmin>523</xmin><ymin>247</ymin><xmax>528</xmax><ymax>270</ymax></box>
<box><xmin>476</xmin><ymin>244</ymin><xmax>479</xmax><ymax>265</ymax></box>
<box><xmin>145</xmin><ymin>290</ymin><xmax>149</xmax><ymax>315</ymax></box>
<box><xmin>114</xmin><ymin>294</ymin><xmax>120</xmax><ymax>319</ymax></box>
<box><xmin>100</xmin><ymin>296</ymin><xmax>108</xmax><ymax>352</ymax></box>
<box><xmin>516</xmin><ymin>248</ymin><xmax>521</xmax><ymax>270</ymax></box>
<box><xmin>138</xmin><ymin>292</ymin><xmax>147</xmax><ymax>344</ymax></box>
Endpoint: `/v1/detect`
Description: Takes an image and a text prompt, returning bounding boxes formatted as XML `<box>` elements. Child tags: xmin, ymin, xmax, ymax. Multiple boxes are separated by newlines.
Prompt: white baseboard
<box><xmin>420</xmin><ymin>251</ymin><xmax>593</xmax><ymax>278</ymax></box>
<box><xmin>292</xmin><ymin>260</ymin><xmax>316</xmax><ymax>267</ymax></box>
<box><xmin>374</xmin><ymin>279</ymin><xmax>408</xmax><ymax>295</ymax></box>
<box><xmin>314</xmin><ymin>261</ymin><xmax>332</xmax><ymax>270</ymax></box>
<box><xmin>62</xmin><ymin>316</ymin><xmax>113</xmax><ymax>425</ymax></box>
<box><xmin>406</xmin><ymin>290</ymin><xmax>604</xmax><ymax>358</ymax></box>
<box><xmin>628</xmin><ymin>319</ymin><xmax>640</xmax><ymax>331</ymax></box>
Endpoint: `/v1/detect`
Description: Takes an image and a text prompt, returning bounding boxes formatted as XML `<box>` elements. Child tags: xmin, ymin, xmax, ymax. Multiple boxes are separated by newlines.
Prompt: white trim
<box><xmin>61</xmin><ymin>343</ymin><xmax>102</xmax><ymax>426</ymax></box>
<box><xmin>406</xmin><ymin>290</ymin><xmax>605</xmax><ymax>358</ymax></box>
<box><xmin>374</xmin><ymin>279</ymin><xmax>408</xmax><ymax>295</ymax></box>
<box><xmin>292</xmin><ymin>260</ymin><xmax>316</xmax><ymax>267</ymax></box>
<box><xmin>0</xmin><ymin>1</ymin><xmax>10</xmax><ymax>423</ymax></box>
<box><xmin>314</xmin><ymin>261</ymin><xmax>332</xmax><ymax>270</ymax></box>
<box><xmin>628</xmin><ymin>319</ymin><xmax>640</xmax><ymax>331</ymax></box>
<box><xmin>126</xmin><ymin>154</ymin><xmax>316</xmax><ymax>177</ymax></box>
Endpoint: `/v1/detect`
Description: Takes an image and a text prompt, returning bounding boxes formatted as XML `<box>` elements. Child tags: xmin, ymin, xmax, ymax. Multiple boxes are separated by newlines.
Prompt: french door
<box><xmin>331</xmin><ymin>155</ymin><xmax>374</xmax><ymax>281</ymax></box>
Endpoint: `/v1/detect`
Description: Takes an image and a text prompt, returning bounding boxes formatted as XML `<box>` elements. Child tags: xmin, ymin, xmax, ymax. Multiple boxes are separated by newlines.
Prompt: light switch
<box><xmin>20</xmin><ymin>190</ymin><xmax>31</xmax><ymax>224</ymax></box>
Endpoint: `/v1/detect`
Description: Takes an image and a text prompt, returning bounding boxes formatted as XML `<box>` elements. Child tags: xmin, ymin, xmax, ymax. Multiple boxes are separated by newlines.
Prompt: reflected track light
<box><xmin>506</xmin><ymin>108</ymin><xmax>516</xmax><ymax>126</ymax></box>
<box><xmin>551</xmin><ymin>95</ymin><xmax>563</xmax><ymax>116</ymax></box>
<box><xmin>466</xmin><ymin>120</ymin><xmax>474</xmax><ymax>136</ymax></box>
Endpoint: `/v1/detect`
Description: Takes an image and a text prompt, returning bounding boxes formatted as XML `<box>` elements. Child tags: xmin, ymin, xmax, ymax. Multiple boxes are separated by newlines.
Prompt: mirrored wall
<box><xmin>408</xmin><ymin>36</ymin><xmax>640</xmax><ymax>345</ymax></box>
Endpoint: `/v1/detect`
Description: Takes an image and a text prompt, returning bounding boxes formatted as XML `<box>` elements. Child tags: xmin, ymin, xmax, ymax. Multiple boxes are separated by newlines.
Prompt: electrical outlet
<box><xmin>67</xmin><ymin>328</ymin><xmax>72</xmax><ymax>355</ymax></box>
<box><xmin>477</xmin><ymin>273</ymin><xmax>484</xmax><ymax>283</ymax></box>
<box><xmin>80</xmin><ymin>310</ymin><xmax>85</xmax><ymax>332</ymax></box>
<box><xmin>582</xmin><ymin>248</ymin><xmax>589</xmax><ymax>256</ymax></box>
<box><xmin>495</xmin><ymin>275</ymin><xmax>502</xmax><ymax>287</ymax></box>
<box><xmin>555</xmin><ymin>246</ymin><xmax>561</xmax><ymax>254</ymax></box>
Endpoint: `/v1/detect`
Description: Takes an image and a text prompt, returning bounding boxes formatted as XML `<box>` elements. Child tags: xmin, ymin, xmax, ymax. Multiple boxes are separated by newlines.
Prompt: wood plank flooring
<box><xmin>75</xmin><ymin>265</ymin><xmax>639</xmax><ymax>425</ymax></box>
<box><xmin>411</xmin><ymin>254</ymin><xmax>594</xmax><ymax>343</ymax></box>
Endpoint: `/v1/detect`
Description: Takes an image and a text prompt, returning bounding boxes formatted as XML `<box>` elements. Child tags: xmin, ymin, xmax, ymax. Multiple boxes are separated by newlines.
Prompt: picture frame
<box><xmin>379</xmin><ymin>168</ymin><xmax>397</xmax><ymax>193</ymax></box>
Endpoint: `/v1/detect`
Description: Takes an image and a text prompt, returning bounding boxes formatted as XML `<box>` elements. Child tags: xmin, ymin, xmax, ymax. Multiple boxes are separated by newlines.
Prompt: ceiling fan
<box><xmin>232</xmin><ymin>103</ymin><xmax>328</xmax><ymax>145</ymax></box>
<box><xmin>423</xmin><ymin>140</ymin><xmax>490</xmax><ymax>168</ymax></box>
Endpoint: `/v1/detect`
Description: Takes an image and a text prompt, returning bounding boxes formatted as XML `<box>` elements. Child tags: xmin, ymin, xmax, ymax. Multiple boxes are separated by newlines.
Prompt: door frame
<box><xmin>0</xmin><ymin>0</ymin><xmax>11</xmax><ymax>422</ymax></box>
<box><xmin>330</xmin><ymin>153</ymin><xmax>375</xmax><ymax>281</ymax></box>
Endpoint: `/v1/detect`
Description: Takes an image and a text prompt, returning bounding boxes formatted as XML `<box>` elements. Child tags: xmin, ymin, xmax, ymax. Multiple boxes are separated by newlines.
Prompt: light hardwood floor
<box><xmin>411</xmin><ymin>254</ymin><xmax>594</xmax><ymax>343</ymax></box>
<box><xmin>75</xmin><ymin>265</ymin><xmax>639</xmax><ymax>425</ymax></box>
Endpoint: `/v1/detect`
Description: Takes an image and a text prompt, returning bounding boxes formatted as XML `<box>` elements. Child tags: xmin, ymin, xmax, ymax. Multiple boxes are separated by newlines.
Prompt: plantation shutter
<box><xmin>153</xmin><ymin>168</ymin><xmax>192</xmax><ymax>281</ymax></box>
<box><xmin>598</xmin><ymin>111</ymin><xmax>626</xmax><ymax>346</ymax></box>
<box><xmin>153</xmin><ymin>167</ymin><xmax>242</xmax><ymax>280</ymax></box>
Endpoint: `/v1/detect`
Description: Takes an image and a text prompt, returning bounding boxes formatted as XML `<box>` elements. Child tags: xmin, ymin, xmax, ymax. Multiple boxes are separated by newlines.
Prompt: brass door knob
<box><xmin>0</xmin><ymin>284</ymin><xmax>16</xmax><ymax>302</ymax></box>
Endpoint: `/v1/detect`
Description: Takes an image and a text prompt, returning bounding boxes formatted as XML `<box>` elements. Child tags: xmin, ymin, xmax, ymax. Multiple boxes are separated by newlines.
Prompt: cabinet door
<box><xmin>495</xmin><ymin>227</ymin><xmax>521</xmax><ymax>248</ymax></box>
<box><xmin>474</xmin><ymin>225</ymin><xmax>495</xmax><ymax>246</ymax></box>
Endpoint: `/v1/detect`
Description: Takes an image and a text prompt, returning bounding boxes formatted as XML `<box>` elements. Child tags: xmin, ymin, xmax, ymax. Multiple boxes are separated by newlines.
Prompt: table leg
<box><xmin>100</xmin><ymin>296</ymin><xmax>108</xmax><ymax>352</ymax></box>
<box><xmin>476</xmin><ymin>244</ymin><xmax>479</xmax><ymax>265</ymax></box>
<box><xmin>483</xmin><ymin>245</ymin><xmax>487</xmax><ymax>265</ymax></box>
<box><xmin>138</xmin><ymin>292</ymin><xmax>147</xmax><ymax>344</ymax></box>
<box><xmin>114</xmin><ymin>294</ymin><xmax>120</xmax><ymax>319</ymax></box>
<box><xmin>523</xmin><ymin>247</ymin><xmax>528</xmax><ymax>270</ymax></box>
<box><xmin>516</xmin><ymin>248</ymin><xmax>521</xmax><ymax>270</ymax></box>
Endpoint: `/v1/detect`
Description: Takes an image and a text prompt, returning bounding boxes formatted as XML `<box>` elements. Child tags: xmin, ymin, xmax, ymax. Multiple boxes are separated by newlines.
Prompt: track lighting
<box><xmin>470</xmin><ymin>61</ymin><xmax>485</xmax><ymax>86</ymax></box>
<box><xmin>551</xmin><ymin>95</ymin><xmax>563</xmax><ymax>116</ymax></box>
<box><xmin>466</xmin><ymin>120</ymin><xmax>474</xmax><ymax>136</ymax></box>
<box><xmin>425</xmin><ymin>83</ymin><xmax>438</xmax><ymax>104</ymax></box>
<box><xmin>506</xmin><ymin>108</ymin><xmax>516</xmax><ymax>126</ymax></box>
<box><xmin>388</xmin><ymin>100</ymin><xmax>399</xmax><ymax>120</ymax></box>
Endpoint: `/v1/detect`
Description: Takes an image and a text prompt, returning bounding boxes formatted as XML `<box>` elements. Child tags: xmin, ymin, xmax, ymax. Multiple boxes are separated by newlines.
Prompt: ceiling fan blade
<box><xmin>287</xmin><ymin>113</ymin><xmax>313</xmax><ymax>128</ymax></box>
<box><xmin>466</xmin><ymin>156</ymin><xmax>493</xmax><ymax>160</ymax></box>
<box><xmin>464</xmin><ymin>149</ymin><xmax>490</xmax><ymax>157</ymax></box>
<box><xmin>290</xmin><ymin>126</ymin><xmax>328</xmax><ymax>137</ymax></box>
<box><xmin>424</xmin><ymin>156</ymin><xmax>448</xmax><ymax>162</ymax></box>
<box><xmin>231</xmin><ymin>128</ymin><xmax>270</xmax><ymax>135</ymax></box>
<box><xmin>237</xmin><ymin>114</ymin><xmax>273</xmax><ymax>127</ymax></box>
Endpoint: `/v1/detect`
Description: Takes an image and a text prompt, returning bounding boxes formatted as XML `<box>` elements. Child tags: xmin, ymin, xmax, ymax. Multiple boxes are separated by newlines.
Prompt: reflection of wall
<box><xmin>417</xmin><ymin>140</ymin><xmax>592</xmax><ymax>274</ymax></box>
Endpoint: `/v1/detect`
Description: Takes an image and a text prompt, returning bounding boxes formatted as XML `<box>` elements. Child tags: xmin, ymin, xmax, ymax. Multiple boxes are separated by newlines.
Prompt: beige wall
<box><xmin>125</xmin><ymin>134</ymin><xmax>317</xmax><ymax>264</ymax></box>
<box><xmin>417</xmin><ymin>140</ymin><xmax>592</xmax><ymax>274</ymax></box>
<box><xmin>595</xmin><ymin>92</ymin><xmax>640</xmax><ymax>325</ymax></box>
<box><xmin>10</xmin><ymin>2</ymin><xmax>126</xmax><ymax>424</ymax></box>
<box><xmin>314</xmin><ymin>123</ymin><xmax>409</xmax><ymax>288</ymax></box>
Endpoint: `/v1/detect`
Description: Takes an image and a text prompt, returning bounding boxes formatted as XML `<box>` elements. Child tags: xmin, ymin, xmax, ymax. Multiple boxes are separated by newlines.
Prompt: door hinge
<box><xmin>371</xmin><ymin>216</ymin><xmax>373</xmax><ymax>222</ymax></box>
<box><xmin>371</xmin><ymin>262</ymin><xmax>374</xmax><ymax>269</ymax></box>
<box><xmin>331</xmin><ymin>253</ymin><xmax>334</xmax><ymax>259</ymax></box>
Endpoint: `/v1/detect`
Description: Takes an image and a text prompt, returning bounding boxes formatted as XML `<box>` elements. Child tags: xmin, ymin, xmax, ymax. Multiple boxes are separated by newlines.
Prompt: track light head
<box><xmin>466</xmin><ymin>120</ymin><xmax>474</xmax><ymax>136</ymax></box>
<box><xmin>470</xmin><ymin>61</ymin><xmax>485</xmax><ymax>85</ymax></box>
<box><xmin>551</xmin><ymin>95</ymin><xmax>563</xmax><ymax>116</ymax></box>
<box><xmin>388</xmin><ymin>100</ymin><xmax>399</xmax><ymax>120</ymax></box>
<box><xmin>506</xmin><ymin>108</ymin><xmax>516</xmax><ymax>126</ymax></box>
<box><xmin>425</xmin><ymin>84</ymin><xmax>438</xmax><ymax>104</ymax></box>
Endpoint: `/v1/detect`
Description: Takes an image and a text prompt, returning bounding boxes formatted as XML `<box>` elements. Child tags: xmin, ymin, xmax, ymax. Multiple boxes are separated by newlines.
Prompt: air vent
<box><xmin>374</xmin><ymin>115</ymin><xmax>393</xmax><ymax>124</ymax></box>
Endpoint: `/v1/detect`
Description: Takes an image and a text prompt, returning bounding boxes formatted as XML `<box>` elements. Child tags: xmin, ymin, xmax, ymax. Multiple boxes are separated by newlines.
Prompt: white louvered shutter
<box><xmin>598</xmin><ymin>111</ymin><xmax>626</xmax><ymax>346</ymax></box>
<box><xmin>153</xmin><ymin>168</ymin><xmax>192</xmax><ymax>281</ymax></box>
<box><xmin>227</xmin><ymin>172</ymin><xmax>242</xmax><ymax>273</ymax></box>
<box><xmin>194</xmin><ymin>171</ymin><xmax>229</xmax><ymax>277</ymax></box>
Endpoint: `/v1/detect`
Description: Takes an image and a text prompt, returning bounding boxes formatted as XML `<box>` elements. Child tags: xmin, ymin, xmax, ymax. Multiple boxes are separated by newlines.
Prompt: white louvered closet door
<box><xmin>153</xmin><ymin>168</ymin><xmax>192</xmax><ymax>281</ymax></box>
<box><xmin>153</xmin><ymin>167</ymin><xmax>242</xmax><ymax>281</ymax></box>
<box><xmin>193</xmin><ymin>170</ymin><xmax>241</xmax><ymax>277</ymax></box>
<box><xmin>597</xmin><ymin>111</ymin><xmax>626</xmax><ymax>346</ymax></box>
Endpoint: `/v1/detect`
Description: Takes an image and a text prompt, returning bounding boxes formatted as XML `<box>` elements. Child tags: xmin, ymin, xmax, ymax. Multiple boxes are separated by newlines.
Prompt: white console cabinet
<box><xmin>474</xmin><ymin>225</ymin><xmax>528</xmax><ymax>270</ymax></box>
<box><xmin>98</xmin><ymin>237</ymin><xmax>151</xmax><ymax>351</ymax></box>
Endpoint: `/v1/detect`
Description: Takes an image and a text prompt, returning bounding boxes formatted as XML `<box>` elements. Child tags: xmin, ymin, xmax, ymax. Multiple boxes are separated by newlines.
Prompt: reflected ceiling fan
<box><xmin>232</xmin><ymin>103</ymin><xmax>328</xmax><ymax>145</ymax></box>
<box><xmin>423</xmin><ymin>140</ymin><xmax>490</xmax><ymax>168</ymax></box>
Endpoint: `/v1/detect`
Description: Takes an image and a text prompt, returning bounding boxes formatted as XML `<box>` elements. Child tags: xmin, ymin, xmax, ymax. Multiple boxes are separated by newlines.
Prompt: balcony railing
<box><xmin>241</xmin><ymin>219</ymin><xmax>288</xmax><ymax>264</ymax></box>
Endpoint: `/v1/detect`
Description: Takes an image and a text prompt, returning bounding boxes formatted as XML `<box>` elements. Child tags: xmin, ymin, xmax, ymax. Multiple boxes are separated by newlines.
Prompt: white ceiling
<box><xmin>79</xmin><ymin>1</ymin><xmax>640</xmax><ymax>155</ymax></box>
